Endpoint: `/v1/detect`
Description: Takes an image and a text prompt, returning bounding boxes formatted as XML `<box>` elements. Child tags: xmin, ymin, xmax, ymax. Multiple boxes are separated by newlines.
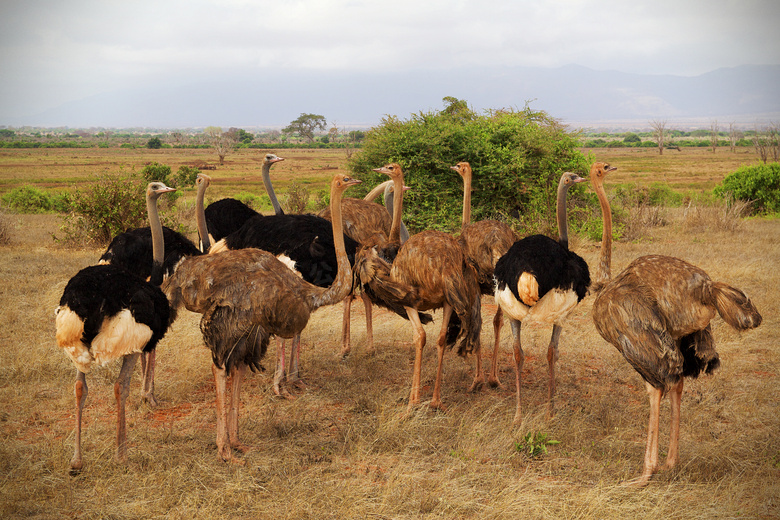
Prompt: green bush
<box><xmin>147</xmin><ymin>137</ymin><xmax>163</xmax><ymax>149</ymax></box>
<box><xmin>348</xmin><ymin>98</ymin><xmax>589</xmax><ymax>233</ymax></box>
<box><xmin>174</xmin><ymin>165</ymin><xmax>200</xmax><ymax>188</ymax></box>
<box><xmin>714</xmin><ymin>162</ymin><xmax>780</xmax><ymax>214</ymax></box>
<box><xmin>140</xmin><ymin>162</ymin><xmax>172</xmax><ymax>183</ymax></box>
<box><xmin>57</xmin><ymin>170</ymin><xmax>150</xmax><ymax>246</ymax></box>
<box><xmin>1</xmin><ymin>185</ymin><xmax>69</xmax><ymax>213</ymax></box>
<box><xmin>283</xmin><ymin>182</ymin><xmax>310</xmax><ymax>214</ymax></box>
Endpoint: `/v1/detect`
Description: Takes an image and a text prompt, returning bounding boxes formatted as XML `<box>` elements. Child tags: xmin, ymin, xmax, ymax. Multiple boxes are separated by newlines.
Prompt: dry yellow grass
<box><xmin>0</xmin><ymin>149</ymin><xmax>778</xmax><ymax>519</ymax></box>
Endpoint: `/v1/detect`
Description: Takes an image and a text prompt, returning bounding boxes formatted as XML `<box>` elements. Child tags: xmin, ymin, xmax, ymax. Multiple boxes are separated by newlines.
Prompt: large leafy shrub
<box><xmin>348</xmin><ymin>99</ymin><xmax>590</xmax><ymax>233</ymax></box>
<box><xmin>714</xmin><ymin>162</ymin><xmax>780</xmax><ymax>214</ymax></box>
<box><xmin>1</xmin><ymin>185</ymin><xmax>69</xmax><ymax>213</ymax></box>
<box><xmin>58</xmin><ymin>170</ymin><xmax>150</xmax><ymax>246</ymax></box>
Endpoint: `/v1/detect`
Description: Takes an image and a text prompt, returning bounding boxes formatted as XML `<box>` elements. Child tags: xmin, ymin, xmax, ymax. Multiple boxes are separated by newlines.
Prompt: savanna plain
<box><xmin>0</xmin><ymin>146</ymin><xmax>778</xmax><ymax>519</ymax></box>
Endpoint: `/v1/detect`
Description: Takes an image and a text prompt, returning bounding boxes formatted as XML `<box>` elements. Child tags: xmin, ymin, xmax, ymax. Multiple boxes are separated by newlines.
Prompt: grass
<box><xmin>0</xmin><ymin>148</ymin><xmax>778</xmax><ymax>518</ymax></box>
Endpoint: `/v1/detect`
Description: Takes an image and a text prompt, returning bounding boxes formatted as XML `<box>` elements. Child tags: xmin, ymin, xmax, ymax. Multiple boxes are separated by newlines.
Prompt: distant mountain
<box><xmin>8</xmin><ymin>64</ymin><xmax>779</xmax><ymax>130</ymax></box>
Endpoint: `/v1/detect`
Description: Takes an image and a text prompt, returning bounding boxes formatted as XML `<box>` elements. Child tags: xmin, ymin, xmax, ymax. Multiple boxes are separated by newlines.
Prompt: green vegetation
<box><xmin>1</xmin><ymin>185</ymin><xmax>69</xmax><ymax>213</ymax></box>
<box><xmin>348</xmin><ymin>98</ymin><xmax>589</xmax><ymax>233</ymax></box>
<box><xmin>147</xmin><ymin>136</ymin><xmax>163</xmax><ymax>149</ymax></box>
<box><xmin>514</xmin><ymin>431</ymin><xmax>560</xmax><ymax>458</ymax></box>
<box><xmin>283</xmin><ymin>113</ymin><xmax>327</xmax><ymax>143</ymax></box>
<box><xmin>57</xmin><ymin>170</ymin><xmax>153</xmax><ymax>245</ymax></box>
<box><xmin>714</xmin><ymin>162</ymin><xmax>780</xmax><ymax>214</ymax></box>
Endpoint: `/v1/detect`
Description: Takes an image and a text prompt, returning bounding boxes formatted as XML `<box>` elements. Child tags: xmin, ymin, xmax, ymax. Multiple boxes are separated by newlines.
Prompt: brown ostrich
<box><xmin>56</xmin><ymin>182</ymin><xmax>174</xmax><ymax>473</ymax></box>
<box><xmin>163</xmin><ymin>174</ymin><xmax>360</xmax><ymax>462</ymax></box>
<box><xmin>451</xmin><ymin>161</ymin><xmax>518</xmax><ymax>387</ymax></box>
<box><xmin>493</xmin><ymin>169</ymin><xmax>591</xmax><ymax>424</ymax></box>
<box><xmin>589</xmin><ymin>164</ymin><xmax>762</xmax><ymax>487</ymax></box>
<box><xmin>318</xmin><ymin>180</ymin><xmax>410</xmax><ymax>357</ymax></box>
<box><xmin>355</xmin><ymin>163</ymin><xmax>482</xmax><ymax>413</ymax></box>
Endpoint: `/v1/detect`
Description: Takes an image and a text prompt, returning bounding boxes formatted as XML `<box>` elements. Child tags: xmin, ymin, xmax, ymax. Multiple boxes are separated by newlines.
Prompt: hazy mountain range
<box><xmin>8</xmin><ymin>64</ymin><xmax>779</xmax><ymax>131</ymax></box>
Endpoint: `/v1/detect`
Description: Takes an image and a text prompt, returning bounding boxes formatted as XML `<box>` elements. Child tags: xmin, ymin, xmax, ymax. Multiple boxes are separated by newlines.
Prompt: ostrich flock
<box><xmin>55</xmin><ymin>154</ymin><xmax>762</xmax><ymax>487</ymax></box>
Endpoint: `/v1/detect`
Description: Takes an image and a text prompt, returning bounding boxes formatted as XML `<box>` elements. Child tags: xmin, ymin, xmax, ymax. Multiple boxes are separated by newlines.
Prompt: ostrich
<box><xmin>589</xmin><ymin>164</ymin><xmax>762</xmax><ymax>487</ymax></box>
<box><xmin>355</xmin><ymin>163</ymin><xmax>482</xmax><ymax>413</ymax></box>
<box><xmin>98</xmin><ymin>201</ymin><xmax>202</xmax><ymax>407</ymax></box>
<box><xmin>493</xmin><ymin>170</ymin><xmax>589</xmax><ymax>424</ymax></box>
<box><xmin>55</xmin><ymin>182</ymin><xmax>175</xmax><ymax>473</ymax></box>
<box><xmin>162</xmin><ymin>174</ymin><xmax>360</xmax><ymax>462</ymax></box>
<box><xmin>318</xmin><ymin>179</ymin><xmax>411</xmax><ymax>357</ymax></box>
<box><xmin>451</xmin><ymin>161</ymin><xmax>518</xmax><ymax>387</ymax></box>
<box><xmin>202</xmin><ymin>153</ymin><xmax>285</xmax><ymax>244</ymax></box>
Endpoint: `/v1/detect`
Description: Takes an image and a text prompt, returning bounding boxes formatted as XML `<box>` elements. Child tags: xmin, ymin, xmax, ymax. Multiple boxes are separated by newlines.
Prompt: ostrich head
<box><xmin>559</xmin><ymin>171</ymin><xmax>587</xmax><ymax>189</ymax></box>
<box><xmin>263</xmin><ymin>153</ymin><xmax>285</xmax><ymax>165</ymax></box>
<box><xmin>450</xmin><ymin>161</ymin><xmax>472</xmax><ymax>179</ymax></box>
<box><xmin>147</xmin><ymin>181</ymin><xmax>176</xmax><ymax>200</ymax></box>
<box><xmin>589</xmin><ymin>162</ymin><xmax>617</xmax><ymax>188</ymax></box>
<box><xmin>373</xmin><ymin>163</ymin><xmax>404</xmax><ymax>181</ymax></box>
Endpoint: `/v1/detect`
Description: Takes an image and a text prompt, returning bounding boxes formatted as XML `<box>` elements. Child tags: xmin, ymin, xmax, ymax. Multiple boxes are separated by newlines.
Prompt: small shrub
<box><xmin>714</xmin><ymin>162</ymin><xmax>780</xmax><ymax>214</ymax></box>
<box><xmin>174</xmin><ymin>165</ymin><xmax>200</xmax><ymax>188</ymax></box>
<box><xmin>147</xmin><ymin>137</ymin><xmax>162</xmax><ymax>149</ymax></box>
<box><xmin>140</xmin><ymin>162</ymin><xmax>172</xmax><ymax>184</ymax></box>
<box><xmin>683</xmin><ymin>197</ymin><xmax>752</xmax><ymax>233</ymax></box>
<box><xmin>283</xmin><ymin>182</ymin><xmax>310</xmax><ymax>214</ymax></box>
<box><xmin>514</xmin><ymin>431</ymin><xmax>560</xmax><ymax>458</ymax></box>
<box><xmin>234</xmin><ymin>192</ymin><xmax>267</xmax><ymax>211</ymax></box>
<box><xmin>2</xmin><ymin>186</ymin><xmax>51</xmax><ymax>213</ymax></box>
<box><xmin>57</xmin><ymin>170</ymin><xmax>148</xmax><ymax>246</ymax></box>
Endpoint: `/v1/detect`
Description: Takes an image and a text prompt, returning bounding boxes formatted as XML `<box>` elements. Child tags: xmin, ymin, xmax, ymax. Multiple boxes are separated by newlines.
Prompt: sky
<box><xmin>1</xmin><ymin>0</ymin><xmax>779</xmax><ymax>125</ymax></box>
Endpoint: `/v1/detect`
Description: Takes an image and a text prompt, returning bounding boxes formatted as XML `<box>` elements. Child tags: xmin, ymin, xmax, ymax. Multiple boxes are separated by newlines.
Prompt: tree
<box><xmin>203</xmin><ymin>126</ymin><xmax>238</xmax><ymax>165</ymax></box>
<box><xmin>710</xmin><ymin>120</ymin><xmax>719</xmax><ymax>153</ymax></box>
<box><xmin>348</xmin><ymin>98</ymin><xmax>588</xmax><ymax>233</ymax></box>
<box><xmin>728</xmin><ymin>122</ymin><xmax>741</xmax><ymax>153</ymax></box>
<box><xmin>650</xmin><ymin>119</ymin><xmax>668</xmax><ymax>155</ymax></box>
<box><xmin>282</xmin><ymin>113</ymin><xmax>327</xmax><ymax>143</ymax></box>
<box><xmin>147</xmin><ymin>137</ymin><xmax>163</xmax><ymax>149</ymax></box>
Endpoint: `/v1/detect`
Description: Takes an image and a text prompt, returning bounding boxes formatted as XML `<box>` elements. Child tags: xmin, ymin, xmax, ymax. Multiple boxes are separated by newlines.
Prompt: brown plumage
<box><xmin>355</xmin><ymin>163</ymin><xmax>482</xmax><ymax>413</ymax></box>
<box><xmin>163</xmin><ymin>173</ymin><xmax>360</xmax><ymax>462</ymax></box>
<box><xmin>451</xmin><ymin>161</ymin><xmax>518</xmax><ymax>388</ymax></box>
<box><xmin>590</xmin><ymin>164</ymin><xmax>762</xmax><ymax>487</ymax></box>
<box><xmin>318</xmin><ymin>180</ymin><xmax>406</xmax><ymax>357</ymax></box>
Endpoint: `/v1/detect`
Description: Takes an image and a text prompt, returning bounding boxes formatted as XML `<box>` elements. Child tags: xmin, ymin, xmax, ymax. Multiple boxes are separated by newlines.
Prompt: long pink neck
<box><xmin>461</xmin><ymin>170</ymin><xmax>472</xmax><ymax>228</ymax></box>
<box><xmin>195</xmin><ymin>178</ymin><xmax>210</xmax><ymax>252</ymax></box>
<box><xmin>311</xmin><ymin>182</ymin><xmax>352</xmax><ymax>309</ymax></box>
<box><xmin>556</xmin><ymin>178</ymin><xmax>571</xmax><ymax>249</ymax></box>
<box><xmin>593</xmin><ymin>178</ymin><xmax>612</xmax><ymax>288</ymax></box>
<box><xmin>388</xmin><ymin>175</ymin><xmax>404</xmax><ymax>244</ymax></box>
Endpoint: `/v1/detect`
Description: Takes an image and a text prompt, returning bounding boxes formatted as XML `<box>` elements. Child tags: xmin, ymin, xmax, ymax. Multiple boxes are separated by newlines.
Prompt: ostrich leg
<box><xmin>70</xmin><ymin>371</ymin><xmax>88</xmax><ymax>474</ymax></box>
<box><xmin>140</xmin><ymin>350</ymin><xmax>158</xmax><ymax>407</ymax></box>
<box><xmin>546</xmin><ymin>324</ymin><xmax>563</xmax><ymax>415</ymax></box>
<box><xmin>430</xmin><ymin>304</ymin><xmax>453</xmax><ymax>410</ymax></box>
<box><xmin>114</xmin><ymin>352</ymin><xmax>140</xmax><ymax>462</ymax></box>
<box><xmin>509</xmin><ymin>320</ymin><xmax>525</xmax><ymax>425</ymax></box>
<box><xmin>487</xmin><ymin>307</ymin><xmax>504</xmax><ymax>388</ymax></box>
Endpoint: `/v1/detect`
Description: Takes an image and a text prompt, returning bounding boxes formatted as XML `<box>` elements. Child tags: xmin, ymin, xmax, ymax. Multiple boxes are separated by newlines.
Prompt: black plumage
<box><xmin>100</xmin><ymin>226</ymin><xmax>202</xmax><ymax>282</ymax></box>
<box><xmin>494</xmin><ymin>234</ymin><xmax>590</xmax><ymax>305</ymax></box>
<box><xmin>203</xmin><ymin>198</ymin><xmax>259</xmax><ymax>242</ymax></box>
<box><xmin>215</xmin><ymin>213</ymin><xmax>359</xmax><ymax>288</ymax></box>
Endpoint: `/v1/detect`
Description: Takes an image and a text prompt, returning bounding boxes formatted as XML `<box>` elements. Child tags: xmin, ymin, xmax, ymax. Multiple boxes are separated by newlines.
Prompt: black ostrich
<box><xmin>99</xmin><ymin>193</ymin><xmax>203</xmax><ymax>407</ymax></box>
<box><xmin>202</xmin><ymin>153</ymin><xmax>285</xmax><ymax>244</ymax></box>
<box><xmin>55</xmin><ymin>182</ymin><xmax>175</xmax><ymax>474</ymax></box>
<box><xmin>493</xmin><ymin>170</ymin><xmax>589</xmax><ymax>424</ymax></box>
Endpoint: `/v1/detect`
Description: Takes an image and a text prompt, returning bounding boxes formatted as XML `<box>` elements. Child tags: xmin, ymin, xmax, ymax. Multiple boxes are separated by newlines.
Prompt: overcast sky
<box><xmin>1</xmin><ymin>0</ymin><xmax>779</xmax><ymax>122</ymax></box>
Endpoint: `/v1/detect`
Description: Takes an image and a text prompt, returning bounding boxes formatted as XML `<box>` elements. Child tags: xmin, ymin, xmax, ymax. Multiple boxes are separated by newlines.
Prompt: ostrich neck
<box><xmin>461</xmin><ymin>172</ymin><xmax>472</xmax><ymax>228</ymax></box>
<box><xmin>311</xmin><ymin>184</ymin><xmax>352</xmax><ymax>310</ymax></box>
<box><xmin>262</xmin><ymin>162</ymin><xmax>284</xmax><ymax>215</ymax></box>
<box><xmin>385</xmin><ymin>184</ymin><xmax>410</xmax><ymax>244</ymax></box>
<box><xmin>594</xmin><ymin>180</ymin><xmax>612</xmax><ymax>288</ymax></box>
<box><xmin>196</xmin><ymin>181</ymin><xmax>210</xmax><ymax>252</ymax></box>
<box><xmin>556</xmin><ymin>181</ymin><xmax>571</xmax><ymax>250</ymax></box>
<box><xmin>388</xmin><ymin>175</ymin><xmax>404</xmax><ymax>244</ymax></box>
<box><xmin>147</xmin><ymin>193</ymin><xmax>165</xmax><ymax>285</ymax></box>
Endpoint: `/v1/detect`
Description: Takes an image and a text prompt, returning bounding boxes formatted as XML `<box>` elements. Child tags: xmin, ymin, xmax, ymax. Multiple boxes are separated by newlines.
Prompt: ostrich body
<box><xmin>355</xmin><ymin>163</ymin><xmax>481</xmax><ymax>412</ymax></box>
<box><xmin>589</xmin><ymin>164</ymin><xmax>762</xmax><ymax>487</ymax></box>
<box><xmin>318</xmin><ymin>179</ymin><xmax>411</xmax><ymax>357</ymax></box>
<box><xmin>202</xmin><ymin>153</ymin><xmax>285</xmax><ymax>244</ymax></box>
<box><xmin>99</xmin><ymin>213</ymin><xmax>202</xmax><ymax>406</ymax></box>
<box><xmin>451</xmin><ymin>162</ymin><xmax>518</xmax><ymax>387</ymax></box>
<box><xmin>163</xmin><ymin>174</ymin><xmax>360</xmax><ymax>462</ymax></box>
<box><xmin>493</xmin><ymin>170</ymin><xmax>589</xmax><ymax>424</ymax></box>
<box><xmin>56</xmin><ymin>182</ymin><xmax>174</xmax><ymax>473</ymax></box>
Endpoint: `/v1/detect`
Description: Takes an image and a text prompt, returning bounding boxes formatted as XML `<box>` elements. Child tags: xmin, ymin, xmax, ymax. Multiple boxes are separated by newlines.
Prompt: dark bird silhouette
<box><xmin>451</xmin><ymin>161</ymin><xmax>518</xmax><ymax>387</ymax></box>
<box><xmin>202</xmin><ymin>153</ymin><xmax>285</xmax><ymax>244</ymax></box>
<box><xmin>354</xmin><ymin>163</ymin><xmax>481</xmax><ymax>413</ymax></box>
<box><xmin>162</xmin><ymin>174</ymin><xmax>360</xmax><ymax>462</ymax></box>
<box><xmin>589</xmin><ymin>162</ymin><xmax>762</xmax><ymax>487</ymax></box>
<box><xmin>55</xmin><ymin>182</ymin><xmax>175</xmax><ymax>474</ymax></box>
<box><xmin>318</xmin><ymin>178</ymin><xmax>411</xmax><ymax>357</ymax></box>
<box><xmin>98</xmin><ymin>203</ymin><xmax>202</xmax><ymax>407</ymax></box>
<box><xmin>493</xmin><ymin>170</ymin><xmax>589</xmax><ymax>424</ymax></box>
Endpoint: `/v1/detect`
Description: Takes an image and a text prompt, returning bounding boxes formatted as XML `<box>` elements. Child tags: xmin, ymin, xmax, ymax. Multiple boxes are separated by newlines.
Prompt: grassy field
<box><xmin>0</xmin><ymin>147</ymin><xmax>778</xmax><ymax>519</ymax></box>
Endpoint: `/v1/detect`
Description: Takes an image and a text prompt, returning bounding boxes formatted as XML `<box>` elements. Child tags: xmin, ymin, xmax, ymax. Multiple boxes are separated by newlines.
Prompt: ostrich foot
<box><xmin>68</xmin><ymin>460</ymin><xmax>83</xmax><ymax>477</ymax></box>
<box><xmin>232</xmin><ymin>442</ymin><xmax>255</xmax><ymax>455</ymax></box>
<box><xmin>272</xmin><ymin>383</ymin><xmax>296</xmax><ymax>400</ymax></box>
<box><xmin>428</xmin><ymin>399</ymin><xmax>447</xmax><ymax>412</ymax></box>
<box><xmin>141</xmin><ymin>392</ymin><xmax>160</xmax><ymax>408</ymax></box>
<box><xmin>622</xmin><ymin>473</ymin><xmax>653</xmax><ymax>488</ymax></box>
<box><xmin>468</xmin><ymin>376</ymin><xmax>484</xmax><ymax>393</ymax></box>
<box><xmin>487</xmin><ymin>376</ymin><xmax>504</xmax><ymax>389</ymax></box>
